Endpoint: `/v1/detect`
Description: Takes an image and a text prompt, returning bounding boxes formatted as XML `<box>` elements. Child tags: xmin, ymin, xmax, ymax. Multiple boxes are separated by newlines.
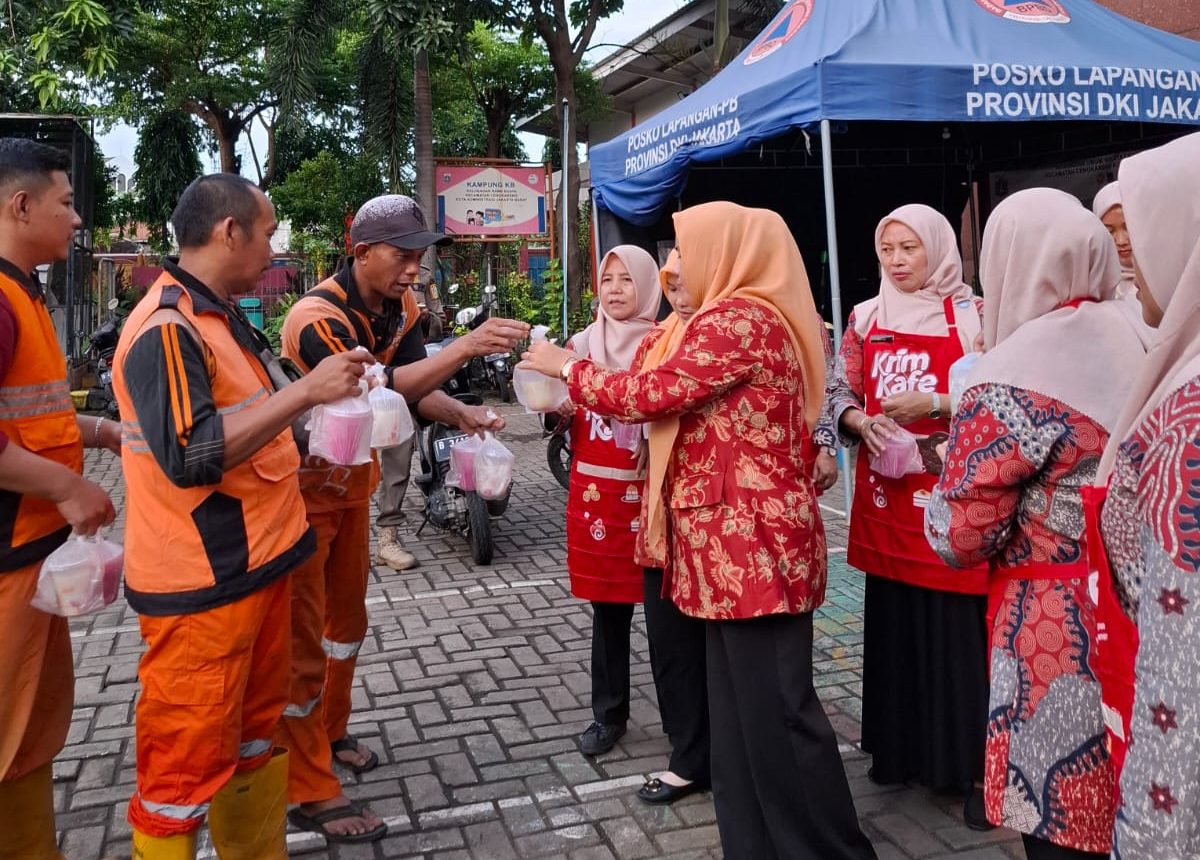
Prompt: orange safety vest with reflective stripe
<box><xmin>0</xmin><ymin>269</ymin><xmax>83</xmax><ymax>571</ymax></box>
<box><xmin>280</xmin><ymin>275</ymin><xmax>417</xmax><ymax>512</ymax></box>
<box><xmin>280</xmin><ymin>275</ymin><xmax>418</xmax><ymax>372</ymax></box>
<box><xmin>112</xmin><ymin>272</ymin><xmax>313</xmax><ymax>615</ymax></box>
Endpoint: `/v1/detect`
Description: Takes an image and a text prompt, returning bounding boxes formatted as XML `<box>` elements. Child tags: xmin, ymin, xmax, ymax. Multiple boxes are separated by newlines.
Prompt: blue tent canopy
<box><xmin>590</xmin><ymin>0</ymin><xmax>1200</xmax><ymax>226</ymax></box>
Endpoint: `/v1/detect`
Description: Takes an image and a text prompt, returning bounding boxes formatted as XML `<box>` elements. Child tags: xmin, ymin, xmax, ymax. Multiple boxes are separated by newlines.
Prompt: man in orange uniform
<box><xmin>0</xmin><ymin>139</ymin><xmax>121</xmax><ymax>860</ymax></box>
<box><xmin>113</xmin><ymin>174</ymin><xmax>370</xmax><ymax>859</ymax></box>
<box><xmin>278</xmin><ymin>194</ymin><xmax>528</xmax><ymax>840</ymax></box>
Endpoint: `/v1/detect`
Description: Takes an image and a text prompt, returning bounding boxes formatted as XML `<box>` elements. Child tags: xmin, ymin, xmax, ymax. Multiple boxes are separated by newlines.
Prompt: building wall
<box><xmin>1097</xmin><ymin>1</ymin><xmax>1200</xmax><ymax>40</ymax></box>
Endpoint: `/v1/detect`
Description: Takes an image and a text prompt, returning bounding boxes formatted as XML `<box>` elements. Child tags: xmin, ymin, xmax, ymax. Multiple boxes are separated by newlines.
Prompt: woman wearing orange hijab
<box><xmin>522</xmin><ymin>202</ymin><xmax>876</xmax><ymax>860</ymax></box>
<box><xmin>1094</xmin><ymin>131</ymin><xmax>1200</xmax><ymax>860</ymax></box>
<box><xmin>829</xmin><ymin>205</ymin><xmax>990</xmax><ymax>822</ymax></box>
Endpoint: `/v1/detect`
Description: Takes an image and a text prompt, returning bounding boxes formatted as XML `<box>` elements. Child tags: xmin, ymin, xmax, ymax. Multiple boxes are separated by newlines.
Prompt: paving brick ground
<box><xmin>60</xmin><ymin>400</ymin><xmax>1026</xmax><ymax>859</ymax></box>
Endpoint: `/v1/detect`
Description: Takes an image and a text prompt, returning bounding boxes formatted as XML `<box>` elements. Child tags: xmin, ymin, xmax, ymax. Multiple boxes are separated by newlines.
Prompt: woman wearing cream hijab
<box><xmin>828</xmin><ymin>204</ymin><xmax>991</xmax><ymax>824</ymax></box>
<box><xmin>927</xmin><ymin>188</ymin><xmax>1151</xmax><ymax>860</ymax></box>
<box><xmin>1093</xmin><ymin>131</ymin><xmax>1200</xmax><ymax>860</ymax></box>
<box><xmin>556</xmin><ymin>246</ymin><xmax>670</xmax><ymax>767</ymax></box>
<box><xmin>1092</xmin><ymin>181</ymin><xmax>1139</xmax><ymax>300</ymax></box>
<box><xmin>521</xmin><ymin>202</ymin><xmax>876</xmax><ymax>859</ymax></box>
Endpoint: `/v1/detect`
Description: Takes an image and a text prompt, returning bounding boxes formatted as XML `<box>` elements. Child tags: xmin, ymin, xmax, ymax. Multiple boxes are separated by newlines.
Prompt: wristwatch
<box><xmin>928</xmin><ymin>393</ymin><xmax>943</xmax><ymax>419</ymax></box>
<box><xmin>822</xmin><ymin>446</ymin><xmax>838</xmax><ymax>458</ymax></box>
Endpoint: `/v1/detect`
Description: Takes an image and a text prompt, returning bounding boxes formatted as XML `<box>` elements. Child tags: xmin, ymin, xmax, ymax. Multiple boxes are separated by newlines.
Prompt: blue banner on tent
<box><xmin>590</xmin><ymin>0</ymin><xmax>1200</xmax><ymax>226</ymax></box>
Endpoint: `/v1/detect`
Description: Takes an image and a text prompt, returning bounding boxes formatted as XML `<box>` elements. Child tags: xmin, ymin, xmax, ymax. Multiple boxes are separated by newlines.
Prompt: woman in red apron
<box><xmin>561</xmin><ymin>246</ymin><xmax>712</xmax><ymax>808</ymax></box>
<box><xmin>926</xmin><ymin>189</ymin><xmax>1152</xmax><ymax>860</ymax></box>
<box><xmin>831</xmin><ymin>204</ymin><xmax>990</xmax><ymax>821</ymax></box>
<box><xmin>1093</xmin><ymin>132</ymin><xmax>1200</xmax><ymax>860</ymax></box>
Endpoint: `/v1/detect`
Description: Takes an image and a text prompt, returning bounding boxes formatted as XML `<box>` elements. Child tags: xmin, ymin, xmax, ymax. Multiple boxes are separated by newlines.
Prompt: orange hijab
<box><xmin>639</xmin><ymin>201</ymin><xmax>826</xmax><ymax>549</ymax></box>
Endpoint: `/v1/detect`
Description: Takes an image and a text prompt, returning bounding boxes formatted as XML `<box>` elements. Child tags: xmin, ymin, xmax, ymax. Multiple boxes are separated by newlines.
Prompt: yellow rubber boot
<box><xmin>131</xmin><ymin>829</ymin><xmax>197</xmax><ymax>859</ymax></box>
<box><xmin>207</xmin><ymin>749</ymin><xmax>289</xmax><ymax>860</ymax></box>
<box><xmin>0</xmin><ymin>763</ymin><xmax>65</xmax><ymax>860</ymax></box>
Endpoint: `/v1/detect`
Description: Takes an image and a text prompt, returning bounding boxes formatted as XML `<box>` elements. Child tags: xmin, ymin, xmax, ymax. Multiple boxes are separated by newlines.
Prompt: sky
<box><xmin>98</xmin><ymin>0</ymin><xmax>676</xmax><ymax>182</ymax></box>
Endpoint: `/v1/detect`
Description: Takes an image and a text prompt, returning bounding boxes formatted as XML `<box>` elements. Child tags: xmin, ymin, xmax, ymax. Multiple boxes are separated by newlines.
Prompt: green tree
<box><xmin>517</xmin><ymin>0</ymin><xmax>624</xmax><ymax>313</ymax></box>
<box><xmin>134</xmin><ymin>111</ymin><xmax>203</xmax><ymax>251</ymax></box>
<box><xmin>0</xmin><ymin>0</ymin><xmax>135</xmax><ymax>110</ymax></box>
<box><xmin>270</xmin><ymin>150</ymin><xmax>384</xmax><ymax>247</ymax></box>
<box><xmin>108</xmin><ymin>0</ymin><xmax>287</xmax><ymax>184</ymax></box>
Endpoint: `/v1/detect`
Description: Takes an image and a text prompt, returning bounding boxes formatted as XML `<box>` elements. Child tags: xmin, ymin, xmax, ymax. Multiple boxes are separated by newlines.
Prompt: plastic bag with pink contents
<box><xmin>31</xmin><ymin>533</ymin><xmax>123</xmax><ymax>617</ymax></box>
<box><xmin>868</xmin><ymin>426</ymin><xmax>925</xmax><ymax>479</ymax></box>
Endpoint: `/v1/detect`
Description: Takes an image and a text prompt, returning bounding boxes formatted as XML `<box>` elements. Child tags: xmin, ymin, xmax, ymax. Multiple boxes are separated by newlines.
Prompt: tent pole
<box><xmin>561</xmin><ymin>97</ymin><xmax>570</xmax><ymax>340</ymax></box>
<box><xmin>820</xmin><ymin>119</ymin><xmax>853</xmax><ymax>521</ymax></box>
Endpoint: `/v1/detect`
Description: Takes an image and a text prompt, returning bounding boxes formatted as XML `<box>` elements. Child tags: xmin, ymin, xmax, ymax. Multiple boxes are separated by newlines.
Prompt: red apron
<box><xmin>1081</xmin><ymin>483</ymin><xmax>1138</xmax><ymax>790</ymax></box>
<box><xmin>565</xmin><ymin>409</ymin><xmax>645</xmax><ymax>604</ymax></box>
<box><xmin>848</xmin><ymin>297</ymin><xmax>988</xmax><ymax>594</ymax></box>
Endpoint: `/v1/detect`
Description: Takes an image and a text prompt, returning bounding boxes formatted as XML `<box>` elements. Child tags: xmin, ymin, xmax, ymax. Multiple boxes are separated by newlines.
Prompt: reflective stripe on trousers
<box><xmin>283</xmin><ymin>693</ymin><xmax>321</xmax><ymax>720</ymax></box>
<box><xmin>322</xmin><ymin>637</ymin><xmax>362</xmax><ymax>660</ymax></box>
<box><xmin>239</xmin><ymin>739</ymin><xmax>271</xmax><ymax>760</ymax></box>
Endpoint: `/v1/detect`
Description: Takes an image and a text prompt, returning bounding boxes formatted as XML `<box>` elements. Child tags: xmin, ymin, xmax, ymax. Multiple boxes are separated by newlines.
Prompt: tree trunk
<box><xmin>413</xmin><ymin>49</ymin><xmax>441</xmax><ymax>312</ymax></box>
<box><xmin>554</xmin><ymin>68</ymin><xmax>584</xmax><ymax>317</ymax></box>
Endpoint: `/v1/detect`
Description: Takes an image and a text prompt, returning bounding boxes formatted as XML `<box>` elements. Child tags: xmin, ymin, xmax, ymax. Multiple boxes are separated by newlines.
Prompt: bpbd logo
<box><xmin>745</xmin><ymin>0</ymin><xmax>813</xmax><ymax>65</ymax></box>
<box><xmin>975</xmin><ymin>0</ymin><xmax>1070</xmax><ymax>24</ymax></box>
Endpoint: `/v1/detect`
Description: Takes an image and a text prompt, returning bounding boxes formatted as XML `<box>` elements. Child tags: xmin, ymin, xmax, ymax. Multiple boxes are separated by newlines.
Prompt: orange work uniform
<box><xmin>0</xmin><ymin>259</ymin><xmax>82</xmax><ymax>860</ymax></box>
<box><xmin>276</xmin><ymin>262</ymin><xmax>420</xmax><ymax>801</ymax></box>
<box><xmin>113</xmin><ymin>261</ymin><xmax>314</xmax><ymax>837</ymax></box>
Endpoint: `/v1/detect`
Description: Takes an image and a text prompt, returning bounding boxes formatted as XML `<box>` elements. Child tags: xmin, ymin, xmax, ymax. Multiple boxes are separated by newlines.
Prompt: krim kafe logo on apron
<box><xmin>744</xmin><ymin>0</ymin><xmax>814</xmax><ymax>65</ymax></box>
<box><xmin>975</xmin><ymin>0</ymin><xmax>1070</xmax><ymax>24</ymax></box>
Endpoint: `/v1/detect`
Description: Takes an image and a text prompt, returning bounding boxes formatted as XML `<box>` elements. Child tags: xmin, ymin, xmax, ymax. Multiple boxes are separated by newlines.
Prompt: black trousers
<box><xmin>1022</xmin><ymin>835</ymin><xmax>1109</xmax><ymax>860</ymax></box>
<box><xmin>643</xmin><ymin>568</ymin><xmax>710</xmax><ymax>783</ymax></box>
<box><xmin>590</xmin><ymin>601</ymin><xmax>634</xmax><ymax>725</ymax></box>
<box><xmin>707</xmin><ymin>612</ymin><xmax>877</xmax><ymax>860</ymax></box>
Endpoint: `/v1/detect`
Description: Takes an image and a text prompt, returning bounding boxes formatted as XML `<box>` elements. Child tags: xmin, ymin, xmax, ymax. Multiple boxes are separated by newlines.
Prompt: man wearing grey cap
<box><xmin>277</xmin><ymin>194</ymin><xmax>528</xmax><ymax>842</ymax></box>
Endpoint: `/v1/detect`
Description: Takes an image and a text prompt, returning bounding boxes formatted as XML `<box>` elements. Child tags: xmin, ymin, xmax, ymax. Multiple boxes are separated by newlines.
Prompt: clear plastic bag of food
<box><xmin>473</xmin><ymin>433</ymin><xmax>515</xmax><ymax>500</ymax></box>
<box><xmin>31</xmin><ymin>533</ymin><xmax>123</xmax><ymax>617</ymax></box>
<box><xmin>514</xmin><ymin>325</ymin><xmax>568</xmax><ymax>413</ymax></box>
<box><xmin>364</xmin><ymin>364</ymin><xmax>413</xmax><ymax>449</ymax></box>
<box><xmin>948</xmin><ymin>351</ymin><xmax>981</xmax><ymax>415</ymax></box>
<box><xmin>447</xmin><ymin>434</ymin><xmax>482</xmax><ymax>491</ymax></box>
<box><xmin>308</xmin><ymin>388</ymin><xmax>374</xmax><ymax>465</ymax></box>
<box><xmin>868</xmin><ymin>426</ymin><xmax>925</xmax><ymax>479</ymax></box>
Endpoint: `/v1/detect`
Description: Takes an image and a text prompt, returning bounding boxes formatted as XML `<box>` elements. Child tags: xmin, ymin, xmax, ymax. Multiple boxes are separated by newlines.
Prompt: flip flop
<box><xmin>330</xmin><ymin>734</ymin><xmax>380</xmax><ymax>774</ymax></box>
<box><xmin>287</xmin><ymin>802</ymin><xmax>388</xmax><ymax>844</ymax></box>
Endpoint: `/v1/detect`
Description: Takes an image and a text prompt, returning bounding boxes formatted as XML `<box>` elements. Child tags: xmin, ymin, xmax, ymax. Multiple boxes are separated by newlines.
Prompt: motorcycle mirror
<box><xmin>455</xmin><ymin>307</ymin><xmax>478</xmax><ymax>326</ymax></box>
<box><xmin>483</xmin><ymin>285</ymin><xmax>497</xmax><ymax>296</ymax></box>
<box><xmin>448</xmin><ymin>283</ymin><xmax>460</xmax><ymax>295</ymax></box>
<box><xmin>107</xmin><ymin>298</ymin><xmax>120</xmax><ymax>311</ymax></box>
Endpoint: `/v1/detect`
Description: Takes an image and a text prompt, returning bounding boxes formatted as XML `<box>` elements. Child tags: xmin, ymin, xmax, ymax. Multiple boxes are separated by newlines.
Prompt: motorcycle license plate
<box><xmin>434</xmin><ymin>433</ymin><xmax>469</xmax><ymax>463</ymax></box>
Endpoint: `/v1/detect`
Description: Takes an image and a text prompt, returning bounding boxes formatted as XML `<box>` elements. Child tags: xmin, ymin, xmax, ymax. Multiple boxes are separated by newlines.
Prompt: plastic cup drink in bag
<box><xmin>448</xmin><ymin>434</ymin><xmax>482</xmax><ymax>491</ymax></box>
<box><xmin>868</xmin><ymin>426</ymin><xmax>925</xmax><ymax>479</ymax></box>
<box><xmin>364</xmin><ymin>364</ymin><xmax>413</xmax><ymax>449</ymax></box>
<box><xmin>308</xmin><ymin>388</ymin><xmax>374</xmax><ymax>466</ymax></box>
<box><xmin>473</xmin><ymin>433</ymin><xmax>515</xmax><ymax>500</ymax></box>
<box><xmin>32</xmin><ymin>534</ymin><xmax>121</xmax><ymax>617</ymax></box>
<box><xmin>610</xmin><ymin>420</ymin><xmax>642</xmax><ymax>453</ymax></box>
<box><xmin>97</xmin><ymin>535</ymin><xmax>124</xmax><ymax>605</ymax></box>
<box><xmin>514</xmin><ymin>325</ymin><xmax>568</xmax><ymax>413</ymax></box>
<box><xmin>948</xmin><ymin>351</ymin><xmax>981</xmax><ymax>415</ymax></box>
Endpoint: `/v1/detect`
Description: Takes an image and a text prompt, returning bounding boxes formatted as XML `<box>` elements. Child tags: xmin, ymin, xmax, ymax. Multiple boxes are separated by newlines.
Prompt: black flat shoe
<box><xmin>579</xmin><ymin>721</ymin><xmax>626</xmax><ymax>757</ymax></box>
<box><xmin>963</xmin><ymin>786</ymin><xmax>996</xmax><ymax>831</ymax></box>
<box><xmin>636</xmin><ymin>777</ymin><xmax>706</xmax><ymax>805</ymax></box>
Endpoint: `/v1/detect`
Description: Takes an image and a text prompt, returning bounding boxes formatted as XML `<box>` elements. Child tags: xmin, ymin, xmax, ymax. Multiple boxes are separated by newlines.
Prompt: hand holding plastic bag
<box><xmin>868</xmin><ymin>426</ymin><xmax>925</xmax><ymax>479</ymax></box>
<box><xmin>364</xmin><ymin>363</ymin><xmax>413</xmax><ymax>449</ymax></box>
<box><xmin>32</xmin><ymin>532</ymin><xmax>123</xmax><ymax>617</ymax></box>
<box><xmin>473</xmin><ymin>433</ymin><xmax>515</xmax><ymax>500</ymax></box>
<box><xmin>514</xmin><ymin>325</ymin><xmax>568</xmax><ymax>413</ymax></box>
<box><xmin>308</xmin><ymin>385</ymin><xmax>374</xmax><ymax>465</ymax></box>
<box><xmin>447</xmin><ymin>434</ymin><xmax>482</xmax><ymax>491</ymax></box>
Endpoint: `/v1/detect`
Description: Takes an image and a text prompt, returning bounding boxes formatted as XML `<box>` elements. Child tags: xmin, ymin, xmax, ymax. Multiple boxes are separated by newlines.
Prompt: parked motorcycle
<box><xmin>86</xmin><ymin>298</ymin><xmax>123</xmax><ymax>417</ymax></box>
<box><xmin>544</xmin><ymin>411</ymin><xmax>572</xmax><ymax>491</ymax></box>
<box><xmin>413</xmin><ymin>295</ymin><xmax>513</xmax><ymax>565</ymax></box>
<box><xmin>451</xmin><ymin>283</ymin><xmax>513</xmax><ymax>403</ymax></box>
